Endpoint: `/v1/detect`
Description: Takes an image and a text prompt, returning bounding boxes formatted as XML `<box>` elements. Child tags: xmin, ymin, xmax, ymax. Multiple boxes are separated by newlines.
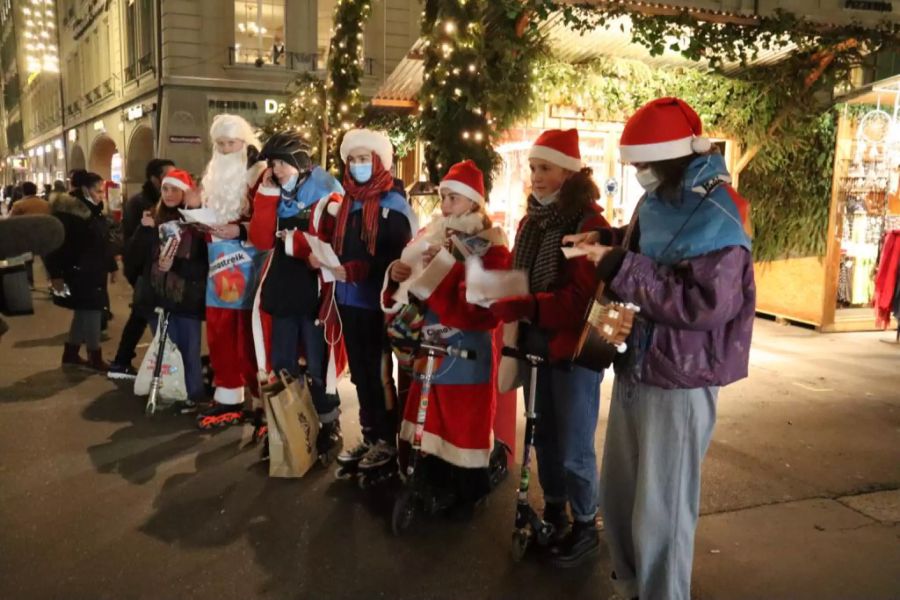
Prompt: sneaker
<box><xmin>336</xmin><ymin>439</ymin><xmax>372</xmax><ymax>468</ymax></box>
<box><xmin>196</xmin><ymin>401</ymin><xmax>245</xmax><ymax>430</ymax></box>
<box><xmin>358</xmin><ymin>440</ymin><xmax>397</xmax><ymax>471</ymax></box>
<box><xmin>107</xmin><ymin>362</ymin><xmax>138</xmax><ymax>380</ymax></box>
<box><xmin>549</xmin><ymin>519</ymin><xmax>600</xmax><ymax>568</ymax></box>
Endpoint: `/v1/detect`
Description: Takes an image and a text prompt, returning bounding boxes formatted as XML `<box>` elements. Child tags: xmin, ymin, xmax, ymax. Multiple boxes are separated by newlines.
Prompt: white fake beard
<box><xmin>201</xmin><ymin>150</ymin><xmax>248</xmax><ymax>222</ymax></box>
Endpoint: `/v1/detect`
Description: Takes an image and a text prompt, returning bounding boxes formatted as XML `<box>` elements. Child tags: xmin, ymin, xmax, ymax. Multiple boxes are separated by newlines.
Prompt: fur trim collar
<box><xmin>50</xmin><ymin>192</ymin><xmax>93</xmax><ymax>219</ymax></box>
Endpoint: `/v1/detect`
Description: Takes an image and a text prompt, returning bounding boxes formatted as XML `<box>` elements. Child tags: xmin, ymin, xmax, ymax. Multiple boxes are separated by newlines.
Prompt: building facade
<box><xmin>1</xmin><ymin>0</ymin><xmax>420</xmax><ymax>197</ymax></box>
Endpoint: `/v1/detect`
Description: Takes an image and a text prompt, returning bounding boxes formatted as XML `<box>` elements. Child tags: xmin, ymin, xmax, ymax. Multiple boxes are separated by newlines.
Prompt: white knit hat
<box><xmin>340</xmin><ymin>128</ymin><xmax>393</xmax><ymax>170</ymax></box>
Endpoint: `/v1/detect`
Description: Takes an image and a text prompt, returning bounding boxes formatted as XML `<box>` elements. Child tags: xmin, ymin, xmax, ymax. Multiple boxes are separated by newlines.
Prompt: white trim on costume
<box><xmin>257</xmin><ymin>185</ymin><xmax>280</xmax><ymax>196</ymax></box>
<box><xmin>161</xmin><ymin>176</ymin><xmax>191</xmax><ymax>191</ymax></box>
<box><xmin>399</xmin><ymin>420</ymin><xmax>492</xmax><ymax>468</ymax></box>
<box><xmin>407</xmin><ymin>248</ymin><xmax>455</xmax><ymax>300</ymax></box>
<box><xmin>439</xmin><ymin>180</ymin><xmax>484</xmax><ymax>206</ymax></box>
<box><xmin>214</xmin><ymin>386</ymin><xmax>245</xmax><ymax>405</ymax></box>
<box><xmin>619</xmin><ymin>136</ymin><xmax>696</xmax><ymax>163</ymax></box>
<box><xmin>251</xmin><ymin>254</ymin><xmax>273</xmax><ymax>382</ymax></box>
<box><xmin>528</xmin><ymin>145</ymin><xmax>582</xmax><ymax>171</ymax></box>
<box><xmin>283</xmin><ymin>229</ymin><xmax>297</xmax><ymax>257</ymax></box>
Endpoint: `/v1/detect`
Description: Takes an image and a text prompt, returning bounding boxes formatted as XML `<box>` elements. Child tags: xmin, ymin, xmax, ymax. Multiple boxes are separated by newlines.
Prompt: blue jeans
<box><xmin>526</xmin><ymin>359</ymin><xmax>603</xmax><ymax>522</ymax></box>
<box><xmin>271</xmin><ymin>314</ymin><xmax>339</xmax><ymax>423</ymax></box>
<box><xmin>600</xmin><ymin>379</ymin><xmax>718</xmax><ymax>600</ymax></box>
<box><xmin>149</xmin><ymin>314</ymin><xmax>203</xmax><ymax>401</ymax></box>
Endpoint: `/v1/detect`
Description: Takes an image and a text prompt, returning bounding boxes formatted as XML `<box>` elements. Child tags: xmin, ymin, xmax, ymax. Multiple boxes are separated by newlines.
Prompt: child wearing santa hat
<box><xmin>132</xmin><ymin>168</ymin><xmax>209</xmax><ymax>405</ymax></box>
<box><xmin>384</xmin><ymin>159</ymin><xmax>511</xmax><ymax>514</ymax></box>
<box><xmin>317</xmin><ymin>128</ymin><xmax>417</xmax><ymax>477</ymax></box>
<box><xmin>489</xmin><ymin>128</ymin><xmax>610</xmax><ymax>566</ymax></box>
<box><xmin>567</xmin><ymin>97</ymin><xmax>755</xmax><ymax>598</ymax></box>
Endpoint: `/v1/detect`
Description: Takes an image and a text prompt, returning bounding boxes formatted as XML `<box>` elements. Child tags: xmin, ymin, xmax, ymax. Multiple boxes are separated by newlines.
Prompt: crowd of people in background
<box><xmin>0</xmin><ymin>96</ymin><xmax>756</xmax><ymax>600</ymax></box>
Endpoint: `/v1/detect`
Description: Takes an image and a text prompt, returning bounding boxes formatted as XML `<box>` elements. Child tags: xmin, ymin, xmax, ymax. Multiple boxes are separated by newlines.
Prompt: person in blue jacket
<box><xmin>323</xmin><ymin>128</ymin><xmax>416</xmax><ymax>474</ymax></box>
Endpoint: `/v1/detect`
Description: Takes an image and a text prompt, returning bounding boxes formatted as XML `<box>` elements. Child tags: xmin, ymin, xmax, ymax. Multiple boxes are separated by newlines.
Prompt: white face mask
<box><xmin>533</xmin><ymin>189</ymin><xmax>560</xmax><ymax>206</ymax></box>
<box><xmin>635</xmin><ymin>167</ymin><xmax>660</xmax><ymax>193</ymax></box>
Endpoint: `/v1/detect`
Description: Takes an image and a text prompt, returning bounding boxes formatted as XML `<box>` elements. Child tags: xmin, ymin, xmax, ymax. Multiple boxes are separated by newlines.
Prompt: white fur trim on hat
<box><xmin>439</xmin><ymin>180</ymin><xmax>484</xmax><ymax>206</ymax></box>
<box><xmin>620</xmin><ymin>135</ymin><xmax>711</xmax><ymax>164</ymax></box>
<box><xmin>528</xmin><ymin>145</ymin><xmax>582</xmax><ymax>172</ymax></box>
<box><xmin>210</xmin><ymin>114</ymin><xmax>261</xmax><ymax>149</ymax></box>
<box><xmin>162</xmin><ymin>175</ymin><xmax>191</xmax><ymax>191</ymax></box>
<box><xmin>340</xmin><ymin>128</ymin><xmax>393</xmax><ymax>171</ymax></box>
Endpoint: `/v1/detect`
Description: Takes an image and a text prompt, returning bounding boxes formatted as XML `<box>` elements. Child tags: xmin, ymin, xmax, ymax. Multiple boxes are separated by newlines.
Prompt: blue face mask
<box><xmin>349</xmin><ymin>163</ymin><xmax>373</xmax><ymax>184</ymax></box>
<box><xmin>280</xmin><ymin>174</ymin><xmax>299</xmax><ymax>192</ymax></box>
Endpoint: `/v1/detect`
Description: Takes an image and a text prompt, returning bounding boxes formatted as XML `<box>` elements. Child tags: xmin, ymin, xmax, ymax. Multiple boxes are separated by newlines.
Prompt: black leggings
<box><xmin>339</xmin><ymin>305</ymin><xmax>397</xmax><ymax>443</ymax></box>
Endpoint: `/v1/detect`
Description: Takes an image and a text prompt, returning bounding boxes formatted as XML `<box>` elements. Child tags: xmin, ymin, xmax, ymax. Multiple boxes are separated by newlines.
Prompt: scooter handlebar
<box><xmin>391</xmin><ymin>338</ymin><xmax>476</xmax><ymax>360</ymax></box>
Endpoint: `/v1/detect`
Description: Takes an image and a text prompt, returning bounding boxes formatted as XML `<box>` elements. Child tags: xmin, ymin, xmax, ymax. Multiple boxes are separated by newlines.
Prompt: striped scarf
<box><xmin>514</xmin><ymin>196</ymin><xmax>582</xmax><ymax>293</ymax></box>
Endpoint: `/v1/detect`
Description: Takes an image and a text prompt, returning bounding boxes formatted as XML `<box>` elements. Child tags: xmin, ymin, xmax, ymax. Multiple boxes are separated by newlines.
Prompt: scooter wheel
<box><xmin>391</xmin><ymin>489</ymin><xmax>416</xmax><ymax>536</ymax></box>
<box><xmin>511</xmin><ymin>529</ymin><xmax>530</xmax><ymax>562</ymax></box>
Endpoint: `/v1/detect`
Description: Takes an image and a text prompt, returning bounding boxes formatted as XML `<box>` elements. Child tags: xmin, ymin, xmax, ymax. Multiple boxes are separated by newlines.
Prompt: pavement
<box><xmin>0</xmin><ymin>276</ymin><xmax>898</xmax><ymax>600</ymax></box>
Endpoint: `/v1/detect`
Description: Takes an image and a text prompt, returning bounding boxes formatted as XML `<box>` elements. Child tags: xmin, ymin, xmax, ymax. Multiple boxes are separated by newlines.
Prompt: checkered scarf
<box><xmin>513</xmin><ymin>196</ymin><xmax>583</xmax><ymax>293</ymax></box>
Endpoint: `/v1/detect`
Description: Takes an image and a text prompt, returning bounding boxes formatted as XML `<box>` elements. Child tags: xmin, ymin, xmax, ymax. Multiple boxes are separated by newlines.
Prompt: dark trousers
<box><xmin>270</xmin><ymin>313</ymin><xmax>339</xmax><ymax>422</ymax></box>
<box><xmin>113</xmin><ymin>307</ymin><xmax>148</xmax><ymax>366</ymax></box>
<box><xmin>339</xmin><ymin>304</ymin><xmax>396</xmax><ymax>443</ymax></box>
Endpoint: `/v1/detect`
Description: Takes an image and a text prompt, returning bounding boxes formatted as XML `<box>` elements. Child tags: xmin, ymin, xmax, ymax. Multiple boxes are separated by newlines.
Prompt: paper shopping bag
<box><xmin>133</xmin><ymin>326</ymin><xmax>187</xmax><ymax>402</ymax></box>
<box><xmin>263</xmin><ymin>370</ymin><xmax>320</xmax><ymax>478</ymax></box>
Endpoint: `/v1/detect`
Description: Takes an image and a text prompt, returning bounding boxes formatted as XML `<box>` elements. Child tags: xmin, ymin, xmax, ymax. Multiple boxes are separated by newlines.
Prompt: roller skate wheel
<box><xmin>391</xmin><ymin>489</ymin><xmax>416</xmax><ymax>536</ymax></box>
<box><xmin>511</xmin><ymin>529</ymin><xmax>530</xmax><ymax>562</ymax></box>
<box><xmin>357</xmin><ymin>475</ymin><xmax>370</xmax><ymax>490</ymax></box>
<box><xmin>334</xmin><ymin>466</ymin><xmax>353</xmax><ymax>481</ymax></box>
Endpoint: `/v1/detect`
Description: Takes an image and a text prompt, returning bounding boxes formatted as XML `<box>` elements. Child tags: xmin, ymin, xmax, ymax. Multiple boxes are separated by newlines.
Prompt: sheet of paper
<box><xmin>561</xmin><ymin>245</ymin><xmax>589</xmax><ymax>259</ymax></box>
<box><xmin>464</xmin><ymin>255</ymin><xmax>528</xmax><ymax>308</ymax></box>
<box><xmin>178</xmin><ymin>207</ymin><xmax>226</xmax><ymax>227</ymax></box>
<box><xmin>392</xmin><ymin>238</ymin><xmax>430</xmax><ymax>305</ymax></box>
<box><xmin>303</xmin><ymin>232</ymin><xmax>341</xmax><ymax>283</ymax></box>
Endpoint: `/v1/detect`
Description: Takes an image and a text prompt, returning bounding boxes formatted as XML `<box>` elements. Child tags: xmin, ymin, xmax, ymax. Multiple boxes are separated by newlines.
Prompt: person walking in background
<box><xmin>9</xmin><ymin>182</ymin><xmax>49</xmax><ymax>216</ymax></box>
<box><xmin>45</xmin><ymin>170</ymin><xmax>118</xmax><ymax>372</ymax></box>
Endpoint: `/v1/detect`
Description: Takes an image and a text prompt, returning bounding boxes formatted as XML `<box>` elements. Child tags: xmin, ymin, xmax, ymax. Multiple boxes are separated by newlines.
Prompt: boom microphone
<box><xmin>0</xmin><ymin>215</ymin><xmax>65</xmax><ymax>259</ymax></box>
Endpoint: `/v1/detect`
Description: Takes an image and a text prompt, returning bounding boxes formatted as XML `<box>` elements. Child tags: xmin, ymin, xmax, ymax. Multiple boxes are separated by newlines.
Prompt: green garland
<box><xmin>326</xmin><ymin>0</ymin><xmax>372</xmax><ymax>169</ymax></box>
<box><xmin>261</xmin><ymin>73</ymin><xmax>327</xmax><ymax>156</ymax></box>
<box><xmin>418</xmin><ymin>0</ymin><xmax>544</xmax><ymax>188</ymax></box>
<box><xmin>360</xmin><ymin>108</ymin><xmax>418</xmax><ymax>159</ymax></box>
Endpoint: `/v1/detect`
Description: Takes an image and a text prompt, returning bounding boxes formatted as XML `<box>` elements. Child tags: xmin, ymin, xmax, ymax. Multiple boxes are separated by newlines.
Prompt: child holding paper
<box><xmin>132</xmin><ymin>169</ymin><xmax>209</xmax><ymax>404</ymax></box>
<box><xmin>248</xmin><ymin>131</ymin><xmax>346</xmax><ymax>461</ymax></box>
<box><xmin>384</xmin><ymin>160</ymin><xmax>511</xmax><ymax>513</ymax></box>
<box><xmin>489</xmin><ymin>129</ymin><xmax>610</xmax><ymax>567</ymax></box>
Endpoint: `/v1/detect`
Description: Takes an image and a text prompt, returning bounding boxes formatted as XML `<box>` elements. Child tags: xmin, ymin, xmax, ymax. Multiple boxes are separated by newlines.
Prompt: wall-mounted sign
<box><xmin>126</xmin><ymin>104</ymin><xmax>144</xmax><ymax>121</ymax></box>
<box><xmin>169</xmin><ymin>135</ymin><xmax>203</xmax><ymax>144</ymax></box>
<box><xmin>264</xmin><ymin>98</ymin><xmax>284</xmax><ymax>114</ymax></box>
<box><xmin>844</xmin><ymin>0</ymin><xmax>892</xmax><ymax>11</ymax></box>
<box><xmin>93</xmin><ymin>120</ymin><xmax>105</xmax><ymax>132</ymax></box>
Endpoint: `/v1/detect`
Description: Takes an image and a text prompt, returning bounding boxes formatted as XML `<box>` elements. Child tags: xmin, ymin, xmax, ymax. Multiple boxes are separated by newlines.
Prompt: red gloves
<box><xmin>489</xmin><ymin>294</ymin><xmax>536</xmax><ymax>323</ymax></box>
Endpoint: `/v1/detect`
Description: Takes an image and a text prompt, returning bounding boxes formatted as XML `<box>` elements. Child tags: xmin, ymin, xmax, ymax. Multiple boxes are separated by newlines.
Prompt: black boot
<box><xmin>317</xmin><ymin>420</ymin><xmax>343</xmax><ymax>466</ymax></box>
<box><xmin>549</xmin><ymin>518</ymin><xmax>600</xmax><ymax>568</ymax></box>
<box><xmin>543</xmin><ymin>501</ymin><xmax>570</xmax><ymax>543</ymax></box>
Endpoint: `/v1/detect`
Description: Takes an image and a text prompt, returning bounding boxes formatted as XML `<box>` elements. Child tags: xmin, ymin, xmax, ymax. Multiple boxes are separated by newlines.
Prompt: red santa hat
<box><xmin>340</xmin><ymin>128</ymin><xmax>393</xmax><ymax>171</ymax></box>
<box><xmin>161</xmin><ymin>168</ymin><xmax>195</xmax><ymax>191</ymax></box>
<box><xmin>439</xmin><ymin>160</ymin><xmax>485</xmax><ymax>206</ymax></box>
<box><xmin>528</xmin><ymin>129</ymin><xmax>582</xmax><ymax>172</ymax></box>
<box><xmin>619</xmin><ymin>97</ymin><xmax>712</xmax><ymax>164</ymax></box>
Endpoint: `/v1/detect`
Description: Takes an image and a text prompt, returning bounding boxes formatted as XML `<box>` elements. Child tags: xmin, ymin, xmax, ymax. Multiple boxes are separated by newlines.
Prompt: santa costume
<box><xmin>248</xmin><ymin>131</ymin><xmax>346</xmax><ymax>460</ymax></box>
<box><xmin>383</xmin><ymin>160</ymin><xmax>511</xmax><ymax>507</ymax></box>
<box><xmin>196</xmin><ymin>114</ymin><xmax>267</xmax><ymax>430</ymax></box>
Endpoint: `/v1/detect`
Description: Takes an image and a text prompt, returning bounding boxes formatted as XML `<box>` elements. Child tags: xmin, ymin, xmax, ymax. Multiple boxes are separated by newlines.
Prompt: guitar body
<box><xmin>574</xmin><ymin>326</ymin><xmax>620</xmax><ymax>372</ymax></box>
<box><xmin>573</xmin><ymin>282</ymin><xmax>638</xmax><ymax>373</ymax></box>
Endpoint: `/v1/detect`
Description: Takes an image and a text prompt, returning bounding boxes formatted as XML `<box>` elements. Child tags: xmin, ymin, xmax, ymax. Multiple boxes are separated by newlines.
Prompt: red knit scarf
<box><xmin>334</xmin><ymin>153</ymin><xmax>395</xmax><ymax>256</ymax></box>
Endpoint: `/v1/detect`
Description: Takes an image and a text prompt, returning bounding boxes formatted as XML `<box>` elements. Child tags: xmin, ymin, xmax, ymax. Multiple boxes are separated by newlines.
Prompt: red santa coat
<box><xmin>204</xmin><ymin>162</ymin><xmax>266</xmax><ymax>404</ymax></box>
<box><xmin>384</xmin><ymin>224</ymin><xmax>511</xmax><ymax>468</ymax></box>
<box><xmin>248</xmin><ymin>182</ymin><xmax>347</xmax><ymax>389</ymax></box>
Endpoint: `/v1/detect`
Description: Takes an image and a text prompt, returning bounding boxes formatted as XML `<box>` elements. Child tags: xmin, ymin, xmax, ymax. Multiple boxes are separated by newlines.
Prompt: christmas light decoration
<box><xmin>23</xmin><ymin>0</ymin><xmax>58</xmax><ymax>74</ymax></box>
